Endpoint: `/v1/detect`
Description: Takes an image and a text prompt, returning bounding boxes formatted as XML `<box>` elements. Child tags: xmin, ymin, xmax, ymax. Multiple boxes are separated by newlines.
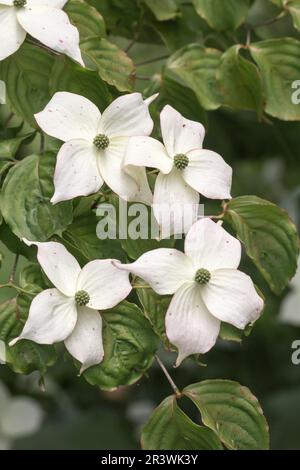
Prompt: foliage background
<box><xmin>0</xmin><ymin>0</ymin><xmax>300</xmax><ymax>450</ymax></box>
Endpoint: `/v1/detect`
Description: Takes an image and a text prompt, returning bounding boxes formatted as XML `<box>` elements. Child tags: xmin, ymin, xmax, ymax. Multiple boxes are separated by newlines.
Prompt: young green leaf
<box><xmin>286</xmin><ymin>1</ymin><xmax>300</xmax><ymax>31</ymax></box>
<box><xmin>159</xmin><ymin>71</ymin><xmax>208</xmax><ymax>127</ymax></box>
<box><xmin>166</xmin><ymin>44</ymin><xmax>223</xmax><ymax>110</ymax></box>
<box><xmin>184</xmin><ymin>380</ymin><xmax>270</xmax><ymax>450</ymax></box>
<box><xmin>0</xmin><ymin>43</ymin><xmax>54</xmax><ymax>128</ymax></box>
<box><xmin>143</xmin><ymin>0</ymin><xmax>179</xmax><ymax>21</ymax></box>
<box><xmin>83</xmin><ymin>301</ymin><xmax>158</xmax><ymax>390</ymax></box>
<box><xmin>0</xmin><ymin>299</ymin><xmax>57</xmax><ymax>375</ymax></box>
<box><xmin>192</xmin><ymin>0</ymin><xmax>251</xmax><ymax>31</ymax></box>
<box><xmin>219</xmin><ymin>323</ymin><xmax>243</xmax><ymax>343</ymax></box>
<box><xmin>81</xmin><ymin>37</ymin><xmax>135</xmax><ymax>92</ymax></box>
<box><xmin>217</xmin><ymin>45</ymin><xmax>264</xmax><ymax>116</ymax></box>
<box><xmin>65</xmin><ymin>0</ymin><xmax>106</xmax><ymax>39</ymax></box>
<box><xmin>50</xmin><ymin>56</ymin><xmax>112</xmax><ymax>112</ymax></box>
<box><xmin>135</xmin><ymin>278</ymin><xmax>171</xmax><ymax>344</ymax></box>
<box><xmin>0</xmin><ymin>131</ymin><xmax>35</xmax><ymax>160</ymax></box>
<box><xmin>250</xmin><ymin>38</ymin><xmax>300</xmax><ymax>120</ymax></box>
<box><xmin>141</xmin><ymin>395</ymin><xmax>223</xmax><ymax>450</ymax></box>
<box><xmin>61</xmin><ymin>212</ymin><xmax>125</xmax><ymax>265</ymax></box>
<box><xmin>0</xmin><ymin>153</ymin><xmax>73</xmax><ymax>241</ymax></box>
<box><xmin>224</xmin><ymin>196</ymin><xmax>299</xmax><ymax>294</ymax></box>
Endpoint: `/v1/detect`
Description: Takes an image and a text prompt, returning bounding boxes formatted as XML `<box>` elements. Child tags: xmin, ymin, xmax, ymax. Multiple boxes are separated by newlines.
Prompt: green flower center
<box><xmin>174</xmin><ymin>153</ymin><xmax>189</xmax><ymax>170</ymax></box>
<box><xmin>93</xmin><ymin>134</ymin><xmax>110</xmax><ymax>150</ymax></box>
<box><xmin>13</xmin><ymin>0</ymin><xmax>27</xmax><ymax>7</ymax></box>
<box><xmin>75</xmin><ymin>290</ymin><xmax>90</xmax><ymax>306</ymax></box>
<box><xmin>195</xmin><ymin>268</ymin><xmax>211</xmax><ymax>285</ymax></box>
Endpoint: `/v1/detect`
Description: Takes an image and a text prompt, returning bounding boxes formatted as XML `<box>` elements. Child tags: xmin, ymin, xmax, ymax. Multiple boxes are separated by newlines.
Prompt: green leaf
<box><xmin>87</xmin><ymin>0</ymin><xmax>141</xmax><ymax>38</ymax></box>
<box><xmin>224</xmin><ymin>196</ymin><xmax>299</xmax><ymax>294</ymax></box>
<box><xmin>287</xmin><ymin>1</ymin><xmax>300</xmax><ymax>31</ymax></box>
<box><xmin>159</xmin><ymin>71</ymin><xmax>207</xmax><ymax>126</ymax></box>
<box><xmin>95</xmin><ymin>195</ymin><xmax>175</xmax><ymax>261</ymax></box>
<box><xmin>0</xmin><ymin>161</ymin><xmax>14</xmax><ymax>183</ymax></box>
<box><xmin>0</xmin><ymin>131</ymin><xmax>36</xmax><ymax>159</ymax></box>
<box><xmin>121</xmin><ymin>203</ymin><xmax>175</xmax><ymax>260</ymax></box>
<box><xmin>50</xmin><ymin>55</ymin><xmax>111</xmax><ymax>112</ymax></box>
<box><xmin>141</xmin><ymin>395</ymin><xmax>223</xmax><ymax>450</ymax></box>
<box><xmin>81</xmin><ymin>37</ymin><xmax>135</xmax><ymax>92</ymax></box>
<box><xmin>61</xmin><ymin>212</ymin><xmax>125</xmax><ymax>264</ymax></box>
<box><xmin>18</xmin><ymin>263</ymin><xmax>50</xmax><ymax>290</ymax></box>
<box><xmin>0</xmin><ymin>299</ymin><xmax>57</xmax><ymax>375</ymax></box>
<box><xmin>217</xmin><ymin>45</ymin><xmax>264</xmax><ymax>115</ymax></box>
<box><xmin>135</xmin><ymin>278</ymin><xmax>171</xmax><ymax>344</ymax></box>
<box><xmin>83</xmin><ymin>301</ymin><xmax>158</xmax><ymax>390</ymax></box>
<box><xmin>192</xmin><ymin>0</ymin><xmax>251</xmax><ymax>31</ymax></box>
<box><xmin>219</xmin><ymin>322</ymin><xmax>243</xmax><ymax>343</ymax></box>
<box><xmin>0</xmin><ymin>43</ymin><xmax>54</xmax><ymax>127</ymax></box>
<box><xmin>166</xmin><ymin>44</ymin><xmax>223</xmax><ymax>110</ymax></box>
<box><xmin>65</xmin><ymin>0</ymin><xmax>106</xmax><ymax>39</ymax></box>
<box><xmin>0</xmin><ymin>153</ymin><xmax>73</xmax><ymax>241</ymax></box>
<box><xmin>250</xmin><ymin>38</ymin><xmax>300</xmax><ymax>120</ymax></box>
<box><xmin>184</xmin><ymin>380</ymin><xmax>270</xmax><ymax>450</ymax></box>
<box><xmin>0</xmin><ymin>221</ymin><xmax>35</xmax><ymax>260</ymax></box>
<box><xmin>144</xmin><ymin>0</ymin><xmax>179</xmax><ymax>21</ymax></box>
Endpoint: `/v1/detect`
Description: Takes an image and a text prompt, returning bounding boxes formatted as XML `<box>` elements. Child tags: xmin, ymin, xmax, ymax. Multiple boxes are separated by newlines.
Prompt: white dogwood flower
<box><xmin>0</xmin><ymin>381</ymin><xmax>43</xmax><ymax>450</ymax></box>
<box><xmin>279</xmin><ymin>257</ymin><xmax>300</xmax><ymax>326</ymax></box>
<box><xmin>10</xmin><ymin>241</ymin><xmax>132</xmax><ymax>373</ymax></box>
<box><xmin>117</xmin><ymin>218</ymin><xmax>264</xmax><ymax>365</ymax></box>
<box><xmin>125</xmin><ymin>105</ymin><xmax>232</xmax><ymax>237</ymax></box>
<box><xmin>35</xmin><ymin>92</ymin><xmax>157</xmax><ymax>205</ymax></box>
<box><xmin>0</xmin><ymin>1</ymin><xmax>83</xmax><ymax>64</ymax></box>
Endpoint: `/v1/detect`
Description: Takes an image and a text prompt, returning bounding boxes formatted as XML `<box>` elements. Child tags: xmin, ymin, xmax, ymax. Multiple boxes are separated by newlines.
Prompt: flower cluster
<box><xmin>11</xmin><ymin>218</ymin><xmax>264</xmax><ymax>371</ymax></box>
<box><xmin>10</xmin><ymin>240</ymin><xmax>132</xmax><ymax>373</ymax></box>
<box><xmin>116</xmin><ymin>218</ymin><xmax>263</xmax><ymax>365</ymax></box>
<box><xmin>35</xmin><ymin>92</ymin><xmax>232</xmax><ymax>237</ymax></box>
<box><xmin>1</xmin><ymin>3</ymin><xmax>264</xmax><ymax>372</ymax></box>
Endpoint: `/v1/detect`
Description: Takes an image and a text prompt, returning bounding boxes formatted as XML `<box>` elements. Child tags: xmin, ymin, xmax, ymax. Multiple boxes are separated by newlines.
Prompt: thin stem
<box><xmin>124</xmin><ymin>11</ymin><xmax>144</xmax><ymax>53</ymax></box>
<box><xmin>125</xmin><ymin>39</ymin><xmax>136</xmax><ymax>53</ymax></box>
<box><xmin>136</xmin><ymin>55</ymin><xmax>169</xmax><ymax>67</ymax></box>
<box><xmin>155</xmin><ymin>355</ymin><xmax>181</xmax><ymax>398</ymax></box>
<box><xmin>9</xmin><ymin>254</ymin><xmax>19</xmax><ymax>284</ymax></box>
<box><xmin>0</xmin><ymin>283</ymin><xmax>35</xmax><ymax>296</ymax></box>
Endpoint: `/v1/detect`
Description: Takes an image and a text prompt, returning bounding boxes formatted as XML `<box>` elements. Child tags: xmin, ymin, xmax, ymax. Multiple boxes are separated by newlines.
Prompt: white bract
<box><xmin>0</xmin><ymin>1</ymin><xmax>83</xmax><ymax>64</ymax></box>
<box><xmin>10</xmin><ymin>241</ymin><xmax>132</xmax><ymax>373</ymax></box>
<box><xmin>125</xmin><ymin>105</ymin><xmax>232</xmax><ymax>237</ymax></box>
<box><xmin>0</xmin><ymin>381</ymin><xmax>43</xmax><ymax>450</ymax></box>
<box><xmin>279</xmin><ymin>257</ymin><xmax>300</xmax><ymax>326</ymax></box>
<box><xmin>117</xmin><ymin>218</ymin><xmax>264</xmax><ymax>365</ymax></box>
<box><xmin>35</xmin><ymin>92</ymin><xmax>157</xmax><ymax>205</ymax></box>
